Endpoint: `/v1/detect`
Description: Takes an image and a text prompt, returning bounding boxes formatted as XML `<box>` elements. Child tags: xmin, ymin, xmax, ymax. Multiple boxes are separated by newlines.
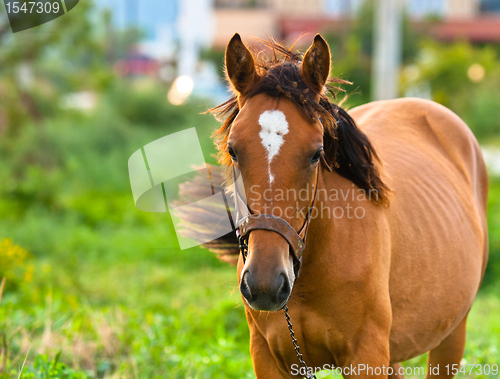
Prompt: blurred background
<box><xmin>1</xmin><ymin>0</ymin><xmax>500</xmax><ymax>378</ymax></box>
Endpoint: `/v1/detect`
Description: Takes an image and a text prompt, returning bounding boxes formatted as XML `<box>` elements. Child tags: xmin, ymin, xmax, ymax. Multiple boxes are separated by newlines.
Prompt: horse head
<box><xmin>224</xmin><ymin>34</ymin><xmax>331</xmax><ymax>311</ymax></box>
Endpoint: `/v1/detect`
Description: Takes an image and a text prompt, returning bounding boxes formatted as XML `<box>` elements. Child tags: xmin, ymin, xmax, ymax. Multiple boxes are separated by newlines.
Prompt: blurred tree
<box><xmin>324</xmin><ymin>0</ymin><xmax>422</xmax><ymax>106</ymax></box>
<box><xmin>0</xmin><ymin>0</ymin><xmax>101</xmax><ymax>131</ymax></box>
<box><xmin>402</xmin><ymin>39</ymin><xmax>500</xmax><ymax>140</ymax></box>
<box><xmin>0</xmin><ymin>0</ymin><xmax>145</xmax><ymax>133</ymax></box>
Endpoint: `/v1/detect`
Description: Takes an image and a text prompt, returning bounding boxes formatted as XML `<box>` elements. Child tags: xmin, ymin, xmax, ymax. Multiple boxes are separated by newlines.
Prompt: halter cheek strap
<box><xmin>233</xmin><ymin>155</ymin><xmax>330</xmax><ymax>279</ymax></box>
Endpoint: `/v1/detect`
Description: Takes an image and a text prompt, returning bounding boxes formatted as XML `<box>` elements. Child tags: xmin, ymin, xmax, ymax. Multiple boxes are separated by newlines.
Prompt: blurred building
<box><xmin>415</xmin><ymin>0</ymin><xmax>500</xmax><ymax>43</ymax></box>
<box><xmin>212</xmin><ymin>0</ymin><xmax>500</xmax><ymax>48</ymax></box>
<box><xmin>96</xmin><ymin>0</ymin><xmax>500</xmax><ymax>53</ymax></box>
<box><xmin>407</xmin><ymin>0</ymin><xmax>479</xmax><ymax>19</ymax></box>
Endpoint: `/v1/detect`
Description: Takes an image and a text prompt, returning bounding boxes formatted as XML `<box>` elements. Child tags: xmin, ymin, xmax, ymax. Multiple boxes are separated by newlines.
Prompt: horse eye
<box><xmin>228</xmin><ymin>146</ymin><xmax>237</xmax><ymax>161</ymax></box>
<box><xmin>311</xmin><ymin>149</ymin><xmax>323</xmax><ymax>163</ymax></box>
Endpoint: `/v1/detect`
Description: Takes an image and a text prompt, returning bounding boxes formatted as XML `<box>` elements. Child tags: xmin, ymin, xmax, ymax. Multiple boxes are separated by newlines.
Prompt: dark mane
<box><xmin>209</xmin><ymin>37</ymin><xmax>390</xmax><ymax>204</ymax></box>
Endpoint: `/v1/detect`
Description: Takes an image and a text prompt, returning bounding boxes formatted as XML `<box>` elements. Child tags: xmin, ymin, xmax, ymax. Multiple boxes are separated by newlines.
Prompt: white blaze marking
<box><xmin>258</xmin><ymin>110</ymin><xmax>289</xmax><ymax>184</ymax></box>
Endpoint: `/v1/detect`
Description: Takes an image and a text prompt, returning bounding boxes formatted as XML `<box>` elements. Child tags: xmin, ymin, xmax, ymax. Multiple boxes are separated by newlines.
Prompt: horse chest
<box><xmin>253</xmin><ymin>309</ymin><xmax>343</xmax><ymax>371</ymax></box>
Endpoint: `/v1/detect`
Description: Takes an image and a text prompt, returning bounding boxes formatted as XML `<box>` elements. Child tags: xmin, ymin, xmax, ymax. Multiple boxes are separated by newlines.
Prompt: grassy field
<box><xmin>0</xmin><ymin>86</ymin><xmax>499</xmax><ymax>378</ymax></box>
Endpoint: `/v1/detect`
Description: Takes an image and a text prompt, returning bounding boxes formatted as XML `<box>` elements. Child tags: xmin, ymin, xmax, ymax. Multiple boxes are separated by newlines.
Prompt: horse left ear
<box><xmin>225</xmin><ymin>33</ymin><xmax>256</xmax><ymax>95</ymax></box>
<box><xmin>301</xmin><ymin>34</ymin><xmax>331</xmax><ymax>92</ymax></box>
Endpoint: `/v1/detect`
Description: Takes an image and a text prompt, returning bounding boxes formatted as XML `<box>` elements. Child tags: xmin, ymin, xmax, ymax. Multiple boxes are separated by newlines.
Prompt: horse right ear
<box><xmin>301</xmin><ymin>34</ymin><xmax>331</xmax><ymax>93</ymax></box>
<box><xmin>225</xmin><ymin>34</ymin><xmax>256</xmax><ymax>94</ymax></box>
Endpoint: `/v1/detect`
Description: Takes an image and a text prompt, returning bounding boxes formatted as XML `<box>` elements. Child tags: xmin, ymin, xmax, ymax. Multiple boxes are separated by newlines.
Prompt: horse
<box><xmin>189</xmin><ymin>34</ymin><xmax>489</xmax><ymax>378</ymax></box>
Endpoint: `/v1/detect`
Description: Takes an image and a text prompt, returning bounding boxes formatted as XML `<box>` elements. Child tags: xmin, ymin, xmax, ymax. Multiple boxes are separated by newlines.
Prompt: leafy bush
<box><xmin>0</xmin><ymin>238</ymin><xmax>33</xmax><ymax>292</ymax></box>
<box><xmin>106</xmin><ymin>81</ymin><xmax>206</xmax><ymax>128</ymax></box>
<box><xmin>16</xmin><ymin>353</ymin><xmax>91</xmax><ymax>379</ymax></box>
<box><xmin>401</xmin><ymin>40</ymin><xmax>500</xmax><ymax>141</ymax></box>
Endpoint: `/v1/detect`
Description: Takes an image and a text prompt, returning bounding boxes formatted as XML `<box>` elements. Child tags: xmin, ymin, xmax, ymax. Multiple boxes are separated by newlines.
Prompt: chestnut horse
<box><xmin>205</xmin><ymin>34</ymin><xmax>488</xmax><ymax>378</ymax></box>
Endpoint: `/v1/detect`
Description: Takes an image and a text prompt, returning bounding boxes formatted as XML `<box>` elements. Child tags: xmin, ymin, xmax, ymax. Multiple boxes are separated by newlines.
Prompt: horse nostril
<box><xmin>276</xmin><ymin>273</ymin><xmax>291</xmax><ymax>304</ymax></box>
<box><xmin>240</xmin><ymin>271</ymin><xmax>253</xmax><ymax>301</ymax></box>
<box><xmin>240</xmin><ymin>271</ymin><xmax>292</xmax><ymax>310</ymax></box>
<box><xmin>274</xmin><ymin>273</ymin><xmax>285</xmax><ymax>291</ymax></box>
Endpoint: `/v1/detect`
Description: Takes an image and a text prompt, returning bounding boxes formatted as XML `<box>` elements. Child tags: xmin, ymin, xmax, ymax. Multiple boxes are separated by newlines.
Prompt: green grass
<box><xmin>0</xmin><ymin>88</ymin><xmax>500</xmax><ymax>378</ymax></box>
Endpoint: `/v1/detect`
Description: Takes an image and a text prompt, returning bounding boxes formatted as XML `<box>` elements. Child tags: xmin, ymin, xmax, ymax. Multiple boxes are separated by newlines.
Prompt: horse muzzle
<box><xmin>235</xmin><ymin>215</ymin><xmax>304</xmax><ymax>311</ymax></box>
<box><xmin>240</xmin><ymin>267</ymin><xmax>292</xmax><ymax>311</ymax></box>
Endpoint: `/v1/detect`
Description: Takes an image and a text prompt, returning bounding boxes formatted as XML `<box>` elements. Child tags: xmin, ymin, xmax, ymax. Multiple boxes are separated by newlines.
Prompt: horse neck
<box><xmin>302</xmin><ymin>169</ymin><xmax>366</xmax><ymax>270</ymax></box>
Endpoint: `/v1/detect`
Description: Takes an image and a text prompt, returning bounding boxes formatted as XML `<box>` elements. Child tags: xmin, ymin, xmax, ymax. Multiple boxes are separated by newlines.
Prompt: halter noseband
<box><xmin>233</xmin><ymin>154</ymin><xmax>331</xmax><ymax>279</ymax></box>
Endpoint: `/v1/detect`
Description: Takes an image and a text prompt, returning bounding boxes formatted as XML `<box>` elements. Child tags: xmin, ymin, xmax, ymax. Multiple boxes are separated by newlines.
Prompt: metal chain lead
<box><xmin>283</xmin><ymin>306</ymin><xmax>317</xmax><ymax>379</ymax></box>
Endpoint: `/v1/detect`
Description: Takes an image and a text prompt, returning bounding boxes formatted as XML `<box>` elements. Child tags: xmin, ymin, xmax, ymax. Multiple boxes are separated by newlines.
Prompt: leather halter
<box><xmin>233</xmin><ymin>153</ymin><xmax>332</xmax><ymax>279</ymax></box>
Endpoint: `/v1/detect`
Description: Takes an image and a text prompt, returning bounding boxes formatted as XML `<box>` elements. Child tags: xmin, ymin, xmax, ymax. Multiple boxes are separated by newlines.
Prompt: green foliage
<box><xmin>201</xmin><ymin>49</ymin><xmax>225</xmax><ymax>80</ymax></box>
<box><xmin>0</xmin><ymin>238</ymin><xmax>33</xmax><ymax>292</ymax></box>
<box><xmin>484</xmin><ymin>177</ymin><xmax>500</xmax><ymax>288</ymax></box>
<box><xmin>107</xmin><ymin>81</ymin><xmax>205</xmax><ymax>128</ymax></box>
<box><xmin>18</xmin><ymin>352</ymin><xmax>90</xmax><ymax>379</ymax></box>
<box><xmin>401</xmin><ymin>40</ymin><xmax>500</xmax><ymax>141</ymax></box>
<box><xmin>329</xmin><ymin>34</ymin><xmax>373</xmax><ymax>107</ymax></box>
<box><xmin>0</xmin><ymin>0</ymin><xmax>151</xmax><ymax>135</ymax></box>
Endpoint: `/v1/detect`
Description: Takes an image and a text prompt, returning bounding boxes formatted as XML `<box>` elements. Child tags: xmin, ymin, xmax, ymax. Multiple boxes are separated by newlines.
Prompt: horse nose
<box><xmin>240</xmin><ymin>271</ymin><xmax>291</xmax><ymax>311</ymax></box>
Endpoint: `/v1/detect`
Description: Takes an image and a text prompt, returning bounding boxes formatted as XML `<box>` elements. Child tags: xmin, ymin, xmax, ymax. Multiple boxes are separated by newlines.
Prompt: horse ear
<box><xmin>301</xmin><ymin>34</ymin><xmax>331</xmax><ymax>92</ymax></box>
<box><xmin>225</xmin><ymin>33</ymin><xmax>256</xmax><ymax>94</ymax></box>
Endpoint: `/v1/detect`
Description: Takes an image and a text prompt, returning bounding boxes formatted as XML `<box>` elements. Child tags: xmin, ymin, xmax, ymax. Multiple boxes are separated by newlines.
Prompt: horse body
<box><xmin>207</xmin><ymin>34</ymin><xmax>488</xmax><ymax>378</ymax></box>
<box><xmin>354</xmin><ymin>98</ymin><xmax>488</xmax><ymax>363</ymax></box>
